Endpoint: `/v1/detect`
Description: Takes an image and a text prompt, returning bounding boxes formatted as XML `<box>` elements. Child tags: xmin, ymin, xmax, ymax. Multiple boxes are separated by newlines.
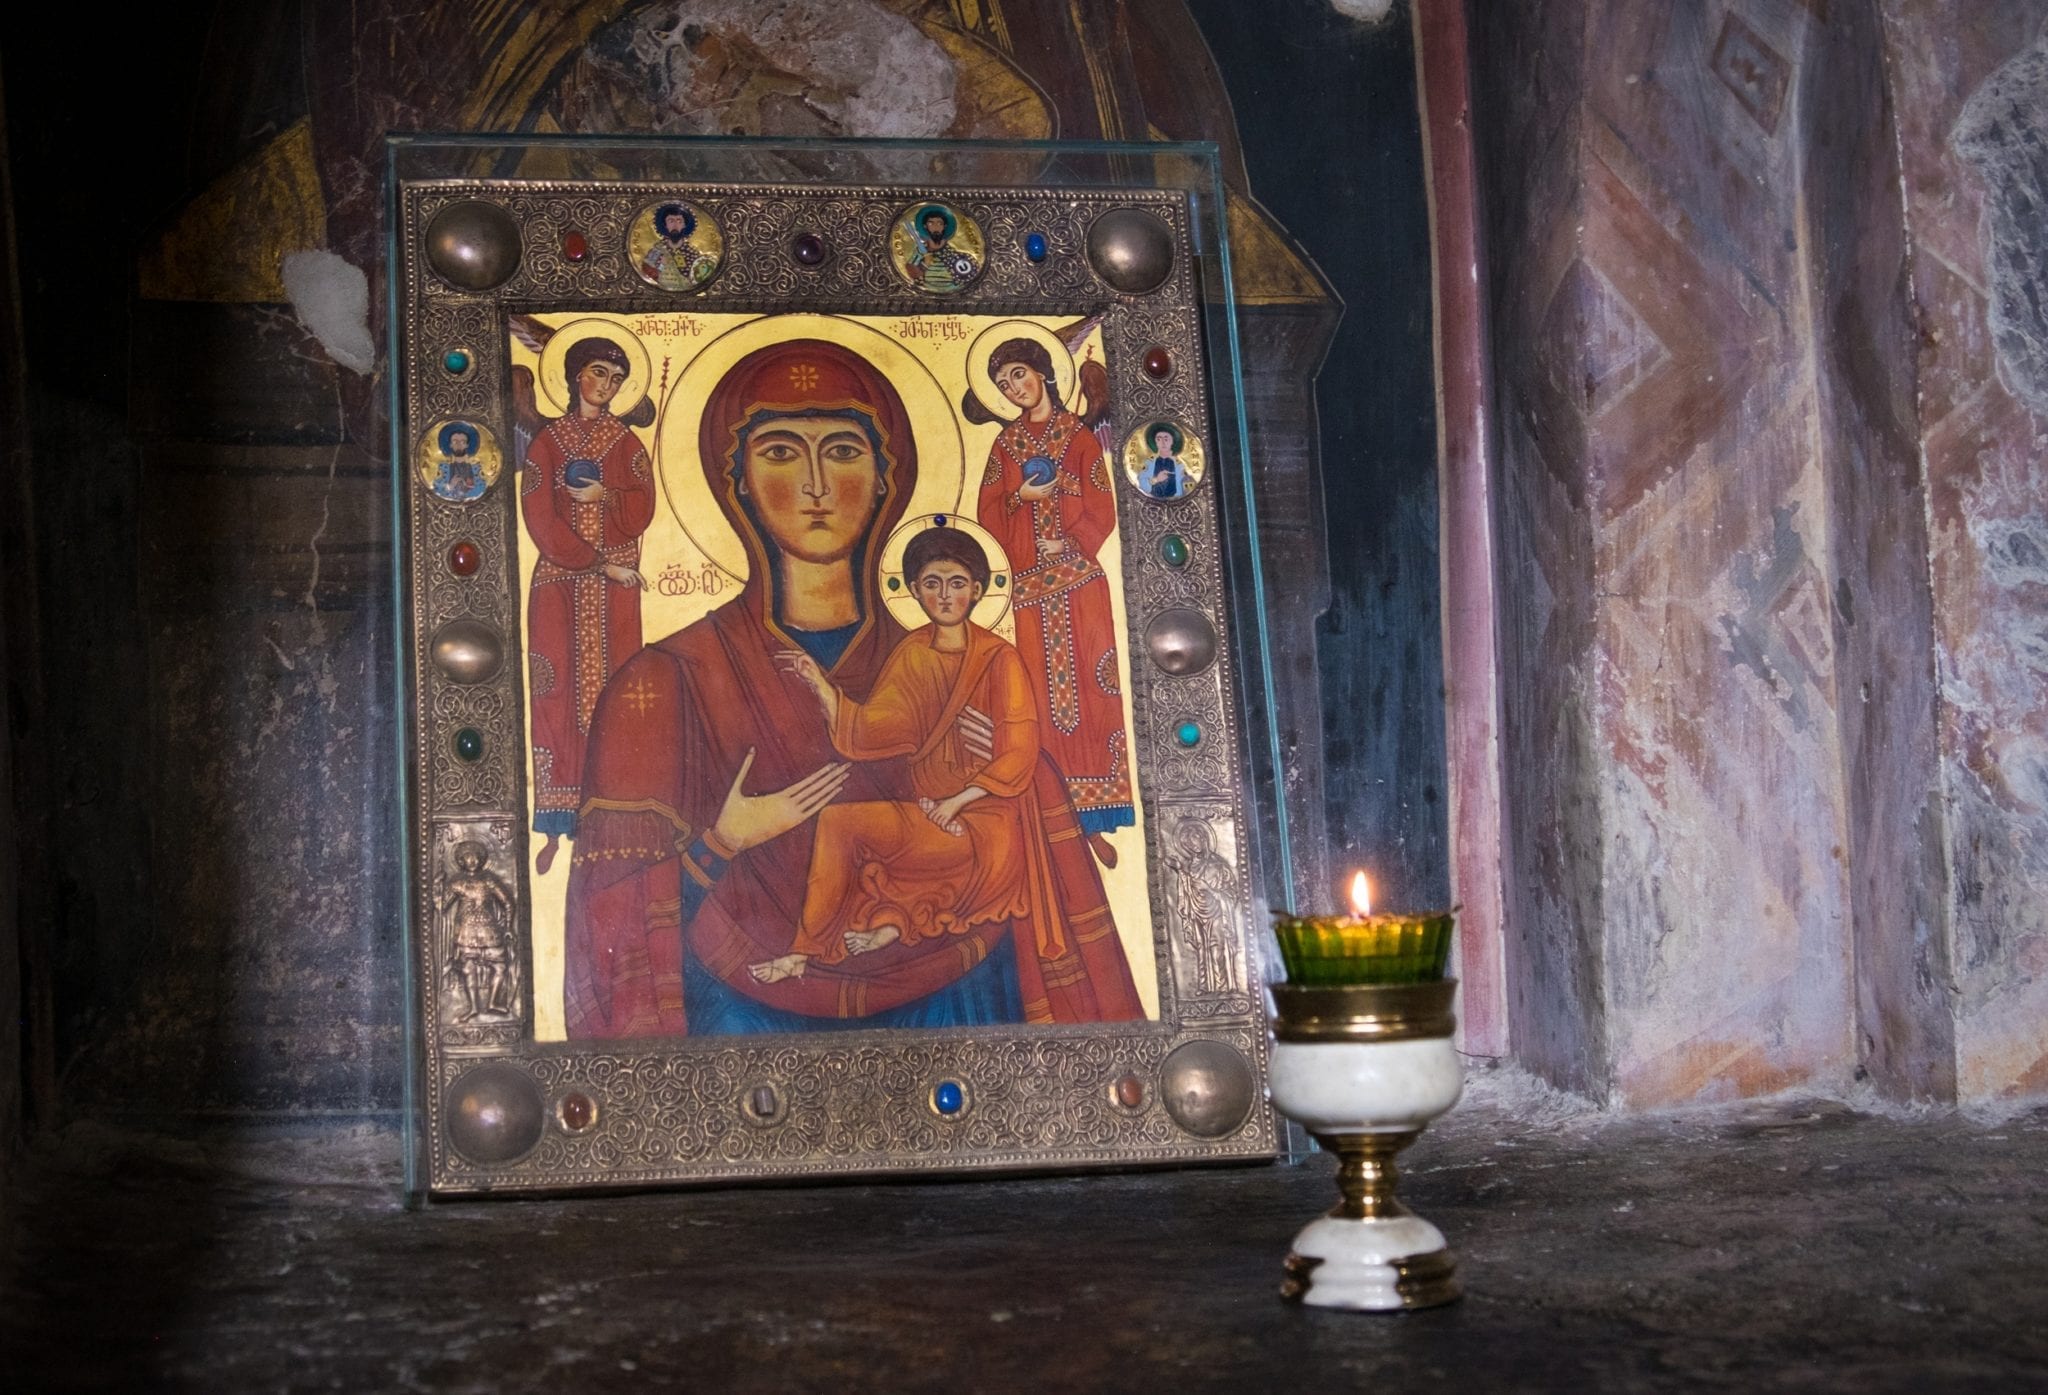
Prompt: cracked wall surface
<box><xmin>1883</xmin><ymin>0</ymin><xmax>2048</xmax><ymax>1100</ymax></box>
<box><xmin>1472</xmin><ymin>0</ymin><xmax>2048</xmax><ymax>1106</ymax></box>
<box><xmin>1474</xmin><ymin>1</ymin><xmax>1859</xmax><ymax>1106</ymax></box>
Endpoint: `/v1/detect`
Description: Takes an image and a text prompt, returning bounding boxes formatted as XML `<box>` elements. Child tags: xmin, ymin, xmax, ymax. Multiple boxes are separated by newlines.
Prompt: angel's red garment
<box><xmin>520</xmin><ymin>413</ymin><xmax>656</xmax><ymax>837</ymax></box>
<box><xmin>976</xmin><ymin>408</ymin><xmax>1135</xmax><ymax>834</ymax></box>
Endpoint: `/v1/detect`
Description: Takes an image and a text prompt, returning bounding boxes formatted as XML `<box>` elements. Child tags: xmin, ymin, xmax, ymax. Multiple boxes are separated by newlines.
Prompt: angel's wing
<box><xmin>510</xmin><ymin>365</ymin><xmax>542</xmax><ymax>467</ymax></box>
<box><xmin>1056</xmin><ymin>313</ymin><xmax>1105</xmax><ymax>356</ymax></box>
<box><xmin>1056</xmin><ymin>314</ymin><xmax>1115</xmax><ymax>448</ymax></box>
<box><xmin>1077</xmin><ymin>359</ymin><xmax>1114</xmax><ymax>449</ymax></box>
<box><xmin>508</xmin><ymin>314</ymin><xmax>552</xmax><ymax>356</ymax></box>
<box><xmin>508</xmin><ymin>315</ymin><xmax>555</xmax><ymax>467</ymax></box>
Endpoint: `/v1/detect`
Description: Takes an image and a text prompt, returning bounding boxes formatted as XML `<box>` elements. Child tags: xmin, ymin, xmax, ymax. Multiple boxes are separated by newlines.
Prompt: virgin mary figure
<box><xmin>563</xmin><ymin>338</ymin><xmax>1143</xmax><ymax>1038</ymax></box>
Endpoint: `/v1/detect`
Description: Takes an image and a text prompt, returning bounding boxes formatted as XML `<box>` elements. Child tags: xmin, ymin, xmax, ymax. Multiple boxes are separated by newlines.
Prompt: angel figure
<box><xmin>966</xmin><ymin>317</ymin><xmax>1132</xmax><ymax>869</ymax></box>
<box><xmin>510</xmin><ymin>316</ymin><xmax>660</xmax><ymax>874</ymax></box>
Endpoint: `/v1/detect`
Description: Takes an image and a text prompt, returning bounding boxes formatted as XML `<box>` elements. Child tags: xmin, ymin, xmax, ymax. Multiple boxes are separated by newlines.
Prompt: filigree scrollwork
<box><xmin>434</xmin><ymin>1026</ymin><xmax>1272</xmax><ymax>1187</ymax></box>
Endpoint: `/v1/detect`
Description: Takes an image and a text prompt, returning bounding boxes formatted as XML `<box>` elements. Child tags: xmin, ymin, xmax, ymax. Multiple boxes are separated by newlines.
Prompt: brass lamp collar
<box><xmin>1270</xmin><ymin>980</ymin><xmax>1458</xmax><ymax>1044</ymax></box>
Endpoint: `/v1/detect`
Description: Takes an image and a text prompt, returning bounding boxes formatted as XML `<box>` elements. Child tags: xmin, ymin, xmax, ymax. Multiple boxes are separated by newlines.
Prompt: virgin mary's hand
<box><xmin>711</xmin><ymin>748</ymin><xmax>850</xmax><ymax>853</ymax></box>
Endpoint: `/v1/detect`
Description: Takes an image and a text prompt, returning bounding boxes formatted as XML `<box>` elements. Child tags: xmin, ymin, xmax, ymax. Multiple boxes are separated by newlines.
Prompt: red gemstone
<box><xmin>1142</xmin><ymin>346</ymin><xmax>1172</xmax><ymax>379</ymax></box>
<box><xmin>559</xmin><ymin>1092</ymin><xmax>596</xmax><ymax>1131</ymax></box>
<box><xmin>1114</xmin><ymin>1073</ymin><xmax>1145</xmax><ymax>1109</ymax></box>
<box><xmin>562</xmin><ymin>229</ymin><xmax>589</xmax><ymax>262</ymax></box>
<box><xmin>448</xmin><ymin>540</ymin><xmax>482</xmax><ymax>577</ymax></box>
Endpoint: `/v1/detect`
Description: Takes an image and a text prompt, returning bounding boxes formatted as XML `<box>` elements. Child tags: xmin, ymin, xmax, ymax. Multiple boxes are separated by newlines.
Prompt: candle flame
<box><xmin>1349</xmin><ymin>871</ymin><xmax>1372</xmax><ymax>917</ymax></box>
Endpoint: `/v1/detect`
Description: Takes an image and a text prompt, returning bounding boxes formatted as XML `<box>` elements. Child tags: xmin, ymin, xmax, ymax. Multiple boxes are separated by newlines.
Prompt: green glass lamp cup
<box><xmin>1272</xmin><ymin>912</ymin><xmax>1455</xmax><ymax>985</ymax></box>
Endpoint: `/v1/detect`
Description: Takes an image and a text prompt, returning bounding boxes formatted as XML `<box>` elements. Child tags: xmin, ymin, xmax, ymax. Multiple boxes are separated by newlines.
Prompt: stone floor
<box><xmin>4</xmin><ymin>1084</ymin><xmax>2046</xmax><ymax>1392</ymax></box>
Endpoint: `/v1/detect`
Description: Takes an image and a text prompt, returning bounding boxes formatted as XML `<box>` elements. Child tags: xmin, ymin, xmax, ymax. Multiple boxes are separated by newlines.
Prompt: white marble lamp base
<box><xmin>1282</xmin><ymin>1207</ymin><xmax>1459</xmax><ymax>1311</ymax></box>
<box><xmin>1267</xmin><ymin>990</ymin><xmax>1465</xmax><ymax>1312</ymax></box>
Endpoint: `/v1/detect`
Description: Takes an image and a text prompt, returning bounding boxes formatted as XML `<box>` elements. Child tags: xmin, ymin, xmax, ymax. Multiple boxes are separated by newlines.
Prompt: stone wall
<box><xmin>1881</xmin><ymin>0</ymin><xmax>2048</xmax><ymax>1100</ymax></box>
<box><xmin>1464</xmin><ymin>0</ymin><xmax>2048</xmax><ymax>1105</ymax></box>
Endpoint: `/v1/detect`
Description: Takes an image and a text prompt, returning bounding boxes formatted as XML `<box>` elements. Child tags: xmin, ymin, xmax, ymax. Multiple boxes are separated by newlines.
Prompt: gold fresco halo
<box><xmin>963</xmin><ymin>318</ymin><xmax>1079</xmax><ymax>422</ymax></box>
<box><xmin>625</xmin><ymin>200</ymin><xmax>726</xmax><ymax>294</ymax></box>
<box><xmin>1120</xmin><ymin>417</ymin><xmax>1207</xmax><ymax>498</ymax></box>
<box><xmin>415</xmin><ymin>417</ymin><xmax>504</xmax><ymax>500</ymax></box>
<box><xmin>535</xmin><ymin>317</ymin><xmax>653</xmax><ymax>417</ymax></box>
<box><xmin>877</xmin><ymin>512</ymin><xmax>1014</xmax><ymax>632</ymax></box>
<box><xmin>655</xmin><ymin>313</ymin><xmax>968</xmax><ymax>581</ymax></box>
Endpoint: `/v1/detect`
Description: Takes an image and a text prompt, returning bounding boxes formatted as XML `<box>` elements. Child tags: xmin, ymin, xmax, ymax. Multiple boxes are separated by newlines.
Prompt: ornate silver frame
<box><xmin>396</xmin><ymin>145</ymin><xmax>1277</xmax><ymax>1197</ymax></box>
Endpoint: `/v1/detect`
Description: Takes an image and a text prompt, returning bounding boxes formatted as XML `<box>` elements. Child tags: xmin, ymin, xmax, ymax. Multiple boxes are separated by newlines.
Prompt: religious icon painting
<box><xmin>625</xmin><ymin>199</ymin><xmax>725</xmax><ymax>292</ymax></box>
<box><xmin>889</xmin><ymin>200</ymin><xmax>986</xmax><ymax>293</ymax></box>
<box><xmin>1121</xmin><ymin>419</ymin><xmax>1206</xmax><ymax>502</ymax></box>
<box><xmin>418</xmin><ymin>419</ymin><xmax>504</xmax><ymax>503</ymax></box>
<box><xmin>395</xmin><ymin>136</ymin><xmax>1278</xmax><ymax>1198</ymax></box>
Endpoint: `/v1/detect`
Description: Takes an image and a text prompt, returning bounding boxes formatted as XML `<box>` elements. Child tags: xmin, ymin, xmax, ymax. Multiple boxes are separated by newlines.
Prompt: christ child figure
<box><xmin>441</xmin><ymin>841</ymin><xmax>514</xmax><ymax>1021</ymax></box>
<box><xmin>752</xmin><ymin>525</ymin><xmax>1042</xmax><ymax>984</ymax></box>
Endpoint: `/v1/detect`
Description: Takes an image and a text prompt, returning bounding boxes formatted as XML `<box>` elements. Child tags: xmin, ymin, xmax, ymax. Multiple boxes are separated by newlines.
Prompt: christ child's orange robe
<box><xmin>795</xmin><ymin>623</ymin><xmax>1073</xmax><ymax>966</ymax></box>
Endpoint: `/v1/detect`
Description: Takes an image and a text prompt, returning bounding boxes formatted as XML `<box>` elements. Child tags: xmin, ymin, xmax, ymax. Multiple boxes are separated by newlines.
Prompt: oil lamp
<box><xmin>1268</xmin><ymin>872</ymin><xmax>1462</xmax><ymax>1310</ymax></box>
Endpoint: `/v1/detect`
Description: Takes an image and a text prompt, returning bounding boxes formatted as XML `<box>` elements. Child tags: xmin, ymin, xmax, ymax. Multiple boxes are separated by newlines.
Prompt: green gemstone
<box><xmin>1160</xmin><ymin>534</ymin><xmax>1190</xmax><ymax>568</ymax></box>
<box><xmin>887</xmin><ymin>576</ymin><xmax>901</xmax><ymax>591</ymax></box>
<box><xmin>453</xmin><ymin>727</ymin><xmax>485</xmax><ymax>762</ymax></box>
<box><xmin>994</xmin><ymin>574</ymin><xmax>1007</xmax><ymax>588</ymax></box>
<box><xmin>443</xmin><ymin>349</ymin><xmax>471</xmax><ymax>374</ymax></box>
<box><xmin>1175</xmin><ymin>720</ymin><xmax>1201</xmax><ymax>748</ymax></box>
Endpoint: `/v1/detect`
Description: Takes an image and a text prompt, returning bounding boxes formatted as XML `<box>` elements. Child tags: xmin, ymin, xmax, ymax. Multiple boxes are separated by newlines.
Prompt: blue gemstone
<box><xmin>443</xmin><ymin>349</ymin><xmax>471</xmax><ymax>375</ymax></box>
<box><xmin>1025</xmin><ymin>231</ymin><xmax>1048</xmax><ymax>263</ymax></box>
<box><xmin>933</xmin><ymin>1080</ymin><xmax>965</xmax><ymax>1115</ymax></box>
<box><xmin>934</xmin><ymin>513</ymin><xmax>947</xmax><ymax>527</ymax></box>
<box><xmin>1175</xmin><ymin>721</ymin><xmax>1202</xmax><ymax>749</ymax></box>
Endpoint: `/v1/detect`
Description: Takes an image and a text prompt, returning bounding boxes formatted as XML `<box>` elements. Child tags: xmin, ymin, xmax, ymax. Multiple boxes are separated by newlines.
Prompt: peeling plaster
<box><xmin>1330</xmin><ymin>0</ymin><xmax>1400</xmax><ymax>23</ymax></box>
<box><xmin>1953</xmin><ymin>26</ymin><xmax>2048</xmax><ymax>417</ymax></box>
<box><xmin>279</xmin><ymin>251</ymin><xmax>374</xmax><ymax>376</ymax></box>
<box><xmin>586</xmin><ymin>0</ymin><xmax>957</xmax><ymax>138</ymax></box>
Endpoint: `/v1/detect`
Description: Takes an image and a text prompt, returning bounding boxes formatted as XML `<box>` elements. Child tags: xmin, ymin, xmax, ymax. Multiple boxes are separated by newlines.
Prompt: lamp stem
<box><xmin>1317</xmin><ymin>1130</ymin><xmax>1421</xmax><ymax>1220</ymax></box>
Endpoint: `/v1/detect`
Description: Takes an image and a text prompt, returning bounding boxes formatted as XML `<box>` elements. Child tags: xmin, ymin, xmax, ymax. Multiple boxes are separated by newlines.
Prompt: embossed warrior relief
<box><xmin>396</xmin><ymin>138</ymin><xmax>1278</xmax><ymax>1196</ymax></box>
<box><xmin>430</xmin><ymin>818</ymin><xmax>525</xmax><ymax>1048</ymax></box>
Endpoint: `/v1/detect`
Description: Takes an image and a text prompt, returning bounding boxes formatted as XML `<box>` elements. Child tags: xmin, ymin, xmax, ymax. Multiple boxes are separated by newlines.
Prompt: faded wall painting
<box><xmin>509</xmin><ymin>310</ymin><xmax>1160</xmax><ymax>1040</ymax></box>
